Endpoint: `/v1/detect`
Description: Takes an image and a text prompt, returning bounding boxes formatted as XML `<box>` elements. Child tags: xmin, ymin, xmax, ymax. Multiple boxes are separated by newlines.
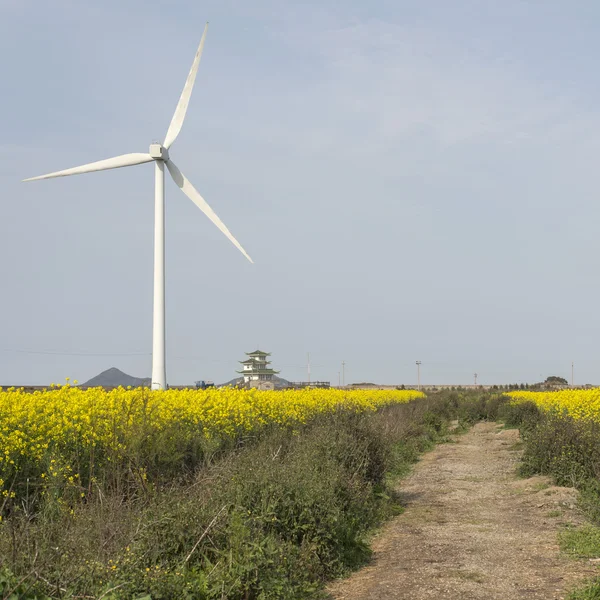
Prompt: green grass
<box><xmin>530</xmin><ymin>480</ymin><xmax>550</xmax><ymax>491</ymax></box>
<box><xmin>446</xmin><ymin>569</ymin><xmax>486</xmax><ymax>583</ymax></box>
<box><xmin>559</xmin><ymin>525</ymin><xmax>600</xmax><ymax>558</ymax></box>
<box><xmin>568</xmin><ymin>581</ymin><xmax>600</xmax><ymax>600</ymax></box>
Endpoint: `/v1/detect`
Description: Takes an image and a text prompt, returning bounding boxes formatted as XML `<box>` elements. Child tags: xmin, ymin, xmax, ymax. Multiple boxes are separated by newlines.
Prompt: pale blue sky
<box><xmin>2</xmin><ymin>0</ymin><xmax>599</xmax><ymax>386</ymax></box>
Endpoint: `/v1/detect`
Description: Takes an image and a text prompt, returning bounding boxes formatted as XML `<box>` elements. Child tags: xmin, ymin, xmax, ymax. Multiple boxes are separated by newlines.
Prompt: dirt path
<box><xmin>328</xmin><ymin>422</ymin><xmax>596</xmax><ymax>600</ymax></box>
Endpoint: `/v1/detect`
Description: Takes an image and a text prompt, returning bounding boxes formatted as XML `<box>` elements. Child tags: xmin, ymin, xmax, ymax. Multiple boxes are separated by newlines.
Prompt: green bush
<box><xmin>455</xmin><ymin>392</ymin><xmax>508</xmax><ymax>426</ymax></box>
<box><xmin>499</xmin><ymin>400</ymin><xmax>542</xmax><ymax>432</ymax></box>
<box><xmin>0</xmin><ymin>567</ymin><xmax>52</xmax><ymax>600</ymax></box>
<box><xmin>579</xmin><ymin>480</ymin><xmax>600</xmax><ymax>526</ymax></box>
<box><xmin>518</xmin><ymin>412</ymin><xmax>600</xmax><ymax>488</ymax></box>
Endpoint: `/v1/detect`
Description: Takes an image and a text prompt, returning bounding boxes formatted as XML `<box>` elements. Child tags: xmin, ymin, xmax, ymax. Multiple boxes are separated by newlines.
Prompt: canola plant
<box><xmin>0</xmin><ymin>385</ymin><xmax>423</xmax><ymax>500</ymax></box>
<box><xmin>507</xmin><ymin>388</ymin><xmax>600</xmax><ymax>422</ymax></box>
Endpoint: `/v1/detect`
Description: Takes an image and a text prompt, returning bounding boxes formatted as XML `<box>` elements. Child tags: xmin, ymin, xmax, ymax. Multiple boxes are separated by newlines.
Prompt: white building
<box><xmin>236</xmin><ymin>350</ymin><xmax>279</xmax><ymax>388</ymax></box>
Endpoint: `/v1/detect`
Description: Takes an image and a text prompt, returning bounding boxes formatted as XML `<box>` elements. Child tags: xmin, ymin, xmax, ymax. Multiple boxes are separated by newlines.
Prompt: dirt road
<box><xmin>328</xmin><ymin>422</ymin><xmax>596</xmax><ymax>600</ymax></box>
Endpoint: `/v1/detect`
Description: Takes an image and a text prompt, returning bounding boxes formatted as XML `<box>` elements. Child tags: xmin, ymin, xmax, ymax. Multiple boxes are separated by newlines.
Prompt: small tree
<box><xmin>544</xmin><ymin>375</ymin><xmax>568</xmax><ymax>386</ymax></box>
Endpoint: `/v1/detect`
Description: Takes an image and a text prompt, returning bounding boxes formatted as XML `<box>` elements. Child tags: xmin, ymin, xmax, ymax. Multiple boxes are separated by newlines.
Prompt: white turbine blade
<box><xmin>23</xmin><ymin>153</ymin><xmax>153</xmax><ymax>182</ymax></box>
<box><xmin>166</xmin><ymin>159</ymin><xmax>253</xmax><ymax>263</ymax></box>
<box><xmin>163</xmin><ymin>22</ymin><xmax>209</xmax><ymax>150</ymax></box>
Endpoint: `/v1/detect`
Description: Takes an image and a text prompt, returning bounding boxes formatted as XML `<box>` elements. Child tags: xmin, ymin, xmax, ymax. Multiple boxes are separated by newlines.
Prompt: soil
<box><xmin>328</xmin><ymin>422</ymin><xmax>597</xmax><ymax>600</ymax></box>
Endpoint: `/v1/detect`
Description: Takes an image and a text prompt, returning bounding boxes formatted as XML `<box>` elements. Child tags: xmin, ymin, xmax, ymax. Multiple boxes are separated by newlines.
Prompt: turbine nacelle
<box><xmin>149</xmin><ymin>144</ymin><xmax>169</xmax><ymax>161</ymax></box>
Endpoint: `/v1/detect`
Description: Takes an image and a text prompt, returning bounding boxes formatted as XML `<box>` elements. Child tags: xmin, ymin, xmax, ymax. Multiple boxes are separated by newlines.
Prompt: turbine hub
<box><xmin>149</xmin><ymin>143</ymin><xmax>169</xmax><ymax>161</ymax></box>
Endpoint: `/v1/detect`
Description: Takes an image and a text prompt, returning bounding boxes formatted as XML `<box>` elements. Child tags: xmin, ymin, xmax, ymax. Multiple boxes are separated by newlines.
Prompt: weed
<box><xmin>567</xmin><ymin>580</ymin><xmax>600</xmax><ymax>600</ymax></box>
<box><xmin>559</xmin><ymin>526</ymin><xmax>600</xmax><ymax>559</ymax></box>
<box><xmin>533</xmin><ymin>481</ymin><xmax>550</xmax><ymax>491</ymax></box>
<box><xmin>445</xmin><ymin>569</ymin><xmax>486</xmax><ymax>583</ymax></box>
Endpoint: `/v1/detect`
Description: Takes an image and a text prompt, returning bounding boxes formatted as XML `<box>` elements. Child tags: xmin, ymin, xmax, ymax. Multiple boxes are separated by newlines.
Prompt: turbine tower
<box><xmin>23</xmin><ymin>24</ymin><xmax>252</xmax><ymax>390</ymax></box>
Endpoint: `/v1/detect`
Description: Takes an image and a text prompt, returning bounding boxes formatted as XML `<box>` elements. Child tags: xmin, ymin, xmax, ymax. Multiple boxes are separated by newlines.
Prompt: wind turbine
<box><xmin>23</xmin><ymin>23</ymin><xmax>253</xmax><ymax>390</ymax></box>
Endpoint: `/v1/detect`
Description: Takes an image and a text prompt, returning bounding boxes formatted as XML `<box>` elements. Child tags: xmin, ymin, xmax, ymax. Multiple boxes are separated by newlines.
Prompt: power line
<box><xmin>2</xmin><ymin>348</ymin><xmax>150</xmax><ymax>357</ymax></box>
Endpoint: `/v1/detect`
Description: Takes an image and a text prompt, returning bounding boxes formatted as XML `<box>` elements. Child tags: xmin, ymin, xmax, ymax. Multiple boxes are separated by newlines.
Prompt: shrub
<box><xmin>499</xmin><ymin>400</ymin><xmax>542</xmax><ymax>432</ymax></box>
<box><xmin>518</xmin><ymin>412</ymin><xmax>600</xmax><ymax>487</ymax></box>
<box><xmin>456</xmin><ymin>393</ymin><xmax>508</xmax><ymax>426</ymax></box>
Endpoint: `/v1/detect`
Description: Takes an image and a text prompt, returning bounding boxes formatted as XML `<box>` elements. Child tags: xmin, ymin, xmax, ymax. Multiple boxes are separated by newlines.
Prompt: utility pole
<box><xmin>341</xmin><ymin>361</ymin><xmax>346</xmax><ymax>387</ymax></box>
<box><xmin>307</xmin><ymin>353</ymin><xmax>310</xmax><ymax>384</ymax></box>
<box><xmin>572</xmin><ymin>361</ymin><xmax>574</xmax><ymax>387</ymax></box>
<box><xmin>416</xmin><ymin>361</ymin><xmax>422</xmax><ymax>391</ymax></box>
<box><xmin>474</xmin><ymin>373</ymin><xmax>478</xmax><ymax>386</ymax></box>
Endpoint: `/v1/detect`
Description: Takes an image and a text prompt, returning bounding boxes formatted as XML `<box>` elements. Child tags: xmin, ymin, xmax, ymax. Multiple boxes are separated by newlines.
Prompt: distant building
<box><xmin>237</xmin><ymin>350</ymin><xmax>280</xmax><ymax>390</ymax></box>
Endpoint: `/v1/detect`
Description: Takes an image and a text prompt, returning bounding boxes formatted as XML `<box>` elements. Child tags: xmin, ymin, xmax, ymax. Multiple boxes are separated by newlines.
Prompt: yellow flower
<box><xmin>507</xmin><ymin>388</ymin><xmax>600</xmax><ymax>422</ymax></box>
<box><xmin>0</xmin><ymin>386</ymin><xmax>424</xmax><ymax>498</ymax></box>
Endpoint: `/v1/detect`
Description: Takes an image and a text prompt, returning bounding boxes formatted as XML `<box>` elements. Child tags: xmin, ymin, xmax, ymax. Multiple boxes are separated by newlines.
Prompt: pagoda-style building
<box><xmin>237</xmin><ymin>350</ymin><xmax>279</xmax><ymax>389</ymax></box>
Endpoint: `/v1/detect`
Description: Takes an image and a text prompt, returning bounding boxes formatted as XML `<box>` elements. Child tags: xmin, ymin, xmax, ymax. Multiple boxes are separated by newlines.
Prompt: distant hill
<box><xmin>220</xmin><ymin>375</ymin><xmax>291</xmax><ymax>389</ymax></box>
<box><xmin>80</xmin><ymin>367</ymin><xmax>151</xmax><ymax>389</ymax></box>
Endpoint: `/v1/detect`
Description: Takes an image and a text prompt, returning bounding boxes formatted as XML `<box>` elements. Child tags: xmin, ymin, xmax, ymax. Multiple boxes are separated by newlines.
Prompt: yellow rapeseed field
<box><xmin>507</xmin><ymin>388</ymin><xmax>600</xmax><ymax>422</ymax></box>
<box><xmin>0</xmin><ymin>385</ymin><xmax>423</xmax><ymax>499</ymax></box>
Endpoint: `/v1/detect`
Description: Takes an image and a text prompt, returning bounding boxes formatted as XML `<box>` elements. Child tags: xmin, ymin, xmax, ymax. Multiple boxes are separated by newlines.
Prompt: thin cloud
<box><xmin>274</xmin><ymin>18</ymin><xmax>590</xmax><ymax>149</ymax></box>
